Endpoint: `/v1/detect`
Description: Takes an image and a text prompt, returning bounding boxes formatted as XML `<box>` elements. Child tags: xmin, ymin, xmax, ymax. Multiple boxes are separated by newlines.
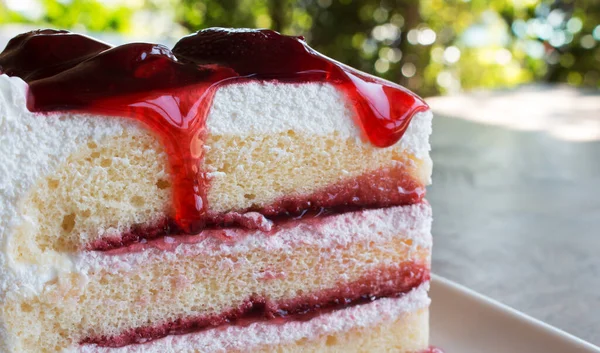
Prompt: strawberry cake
<box><xmin>0</xmin><ymin>28</ymin><xmax>434</xmax><ymax>352</ymax></box>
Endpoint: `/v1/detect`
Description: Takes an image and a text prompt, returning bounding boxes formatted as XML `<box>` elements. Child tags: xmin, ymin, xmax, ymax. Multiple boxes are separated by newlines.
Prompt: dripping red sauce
<box><xmin>81</xmin><ymin>263</ymin><xmax>429</xmax><ymax>347</ymax></box>
<box><xmin>0</xmin><ymin>28</ymin><xmax>429</xmax><ymax>235</ymax></box>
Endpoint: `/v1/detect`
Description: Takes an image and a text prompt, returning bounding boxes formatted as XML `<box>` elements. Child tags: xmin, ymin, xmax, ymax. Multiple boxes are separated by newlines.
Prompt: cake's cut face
<box><xmin>0</xmin><ymin>28</ymin><xmax>433</xmax><ymax>353</ymax></box>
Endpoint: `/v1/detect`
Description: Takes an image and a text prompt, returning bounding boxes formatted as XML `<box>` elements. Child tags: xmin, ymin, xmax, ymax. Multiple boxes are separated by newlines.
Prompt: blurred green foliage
<box><xmin>0</xmin><ymin>0</ymin><xmax>133</xmax><ymax>32</ymax></box>
<box><xmin>0</xmin><ymin>0</ymin><xmax>598</xmax><ymax>96</ymax></box>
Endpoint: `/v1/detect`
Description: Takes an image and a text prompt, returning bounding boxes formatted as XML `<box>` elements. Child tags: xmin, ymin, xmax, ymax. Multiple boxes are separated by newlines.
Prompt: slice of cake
<box><xmin>0</xmin><ymin>28</ymin><xmax>433</xmax><ymax>353</ymax></box>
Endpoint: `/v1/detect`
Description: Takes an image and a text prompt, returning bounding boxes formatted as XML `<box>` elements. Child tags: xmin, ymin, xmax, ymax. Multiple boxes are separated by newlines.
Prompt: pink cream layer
<box><xmin>76</xmin><ymin>203</ymin><xmax>432</xmax><ymax>272</ymax></box>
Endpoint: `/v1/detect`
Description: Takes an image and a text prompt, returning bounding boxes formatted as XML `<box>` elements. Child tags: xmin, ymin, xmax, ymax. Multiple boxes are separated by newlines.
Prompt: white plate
<box><xmin>430</xmin><ymin>274</ymin><xmax>600</xmax><ymax>353</ymax></box>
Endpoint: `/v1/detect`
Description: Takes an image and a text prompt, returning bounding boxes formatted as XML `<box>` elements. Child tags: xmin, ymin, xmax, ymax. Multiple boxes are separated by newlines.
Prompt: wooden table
<box><xmin>426</xmin><ymin>85</ymin><xmax>600</xmax><ymax>345</ymax></box>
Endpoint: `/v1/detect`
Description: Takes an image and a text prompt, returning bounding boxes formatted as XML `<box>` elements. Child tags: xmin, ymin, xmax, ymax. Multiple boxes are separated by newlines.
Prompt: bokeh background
<box><xmin>0</xmin><ymin>0</ymin><xmax>599</xmax><ymax>97</ymax></box>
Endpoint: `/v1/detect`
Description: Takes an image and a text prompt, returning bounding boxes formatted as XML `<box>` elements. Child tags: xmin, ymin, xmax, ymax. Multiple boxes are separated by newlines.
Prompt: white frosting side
<box><xmin>206</xmin><ymin>81</ymin><xmax>433</xmax><ymax>159</ymax></box>
<box><xmin>74</xmin><ymin>203</ymin><xmax>432</xmax><ymax>275</ymax></box>
<box><xmin>401</xmin><ymin>109</ymin><xmax>433</xmax><ymax>159</ymax></box>
<box><xmin>0</xmin><ymin>75</ymin><xmax>141</xmax><ymax>350</ymax></box>
<box><xmin>0</xmin><ymin>75</ymin><xmax>140</xmax><ymax>297</ymax></box>
<box><xmin>73</xmin><ymin>282</ymin><xmax>430</xmax><ymax>353</ymax></box>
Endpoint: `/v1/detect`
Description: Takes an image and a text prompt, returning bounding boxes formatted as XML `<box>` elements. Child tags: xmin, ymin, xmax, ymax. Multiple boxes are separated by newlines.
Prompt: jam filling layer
<box><xmin>88</xmin><ymin>164</ymin><xmax>425</xmax><ymax>251</ymax></box>
<box><xmin>0</xmin><ymin>28</ymin><xmax>428</xmax><ymax>235</ymax></box>
<box><xmin>81</xmin><ymin>262</ymin><xmax>429</xmax><ymax>347</ymax></box>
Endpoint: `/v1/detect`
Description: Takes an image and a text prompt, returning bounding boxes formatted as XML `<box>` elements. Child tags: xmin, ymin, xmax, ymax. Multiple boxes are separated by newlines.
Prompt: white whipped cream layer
<box><xmin>72</xmin><ymin>282</ymin><xmax>430</xmax><ymax>353</ymax></box>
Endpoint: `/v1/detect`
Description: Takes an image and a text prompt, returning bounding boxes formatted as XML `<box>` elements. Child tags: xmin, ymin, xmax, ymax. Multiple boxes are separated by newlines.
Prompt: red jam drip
<box><xmin>0</xmin><ymin>28</ymin><xmax>428</xmax><ymax>234</ymax></box>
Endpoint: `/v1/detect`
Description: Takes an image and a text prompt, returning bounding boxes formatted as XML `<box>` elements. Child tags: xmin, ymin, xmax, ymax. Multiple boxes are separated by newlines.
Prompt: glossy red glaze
<box><xmin>0</xmin><ymin>29</ymin><xmax>110</xmax><ymax>81</ymax></box>
<box><xmin>0</xmin><ymin>28</ymin><xmax>428</xmax><ymax>234</ymax></box>
<box><xmin>80</xmin><ymin>262</ymin><xmax>429</xmax><ymax>347</ymax></box>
